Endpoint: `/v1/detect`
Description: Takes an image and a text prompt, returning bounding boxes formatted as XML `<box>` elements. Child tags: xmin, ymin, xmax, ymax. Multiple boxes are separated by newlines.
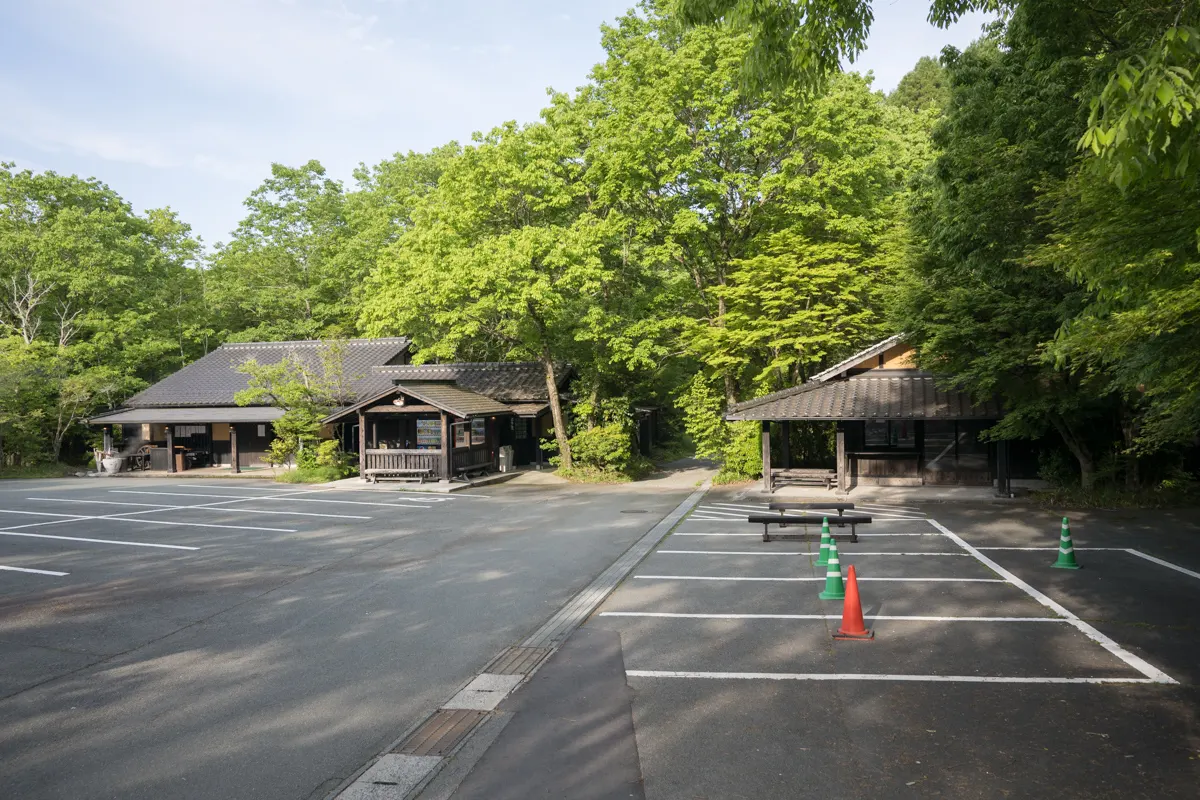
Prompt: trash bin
<box><xmin>498</xmin><ymin>445</ymin><xmax>514</xmax><ymax>472</ymax></box>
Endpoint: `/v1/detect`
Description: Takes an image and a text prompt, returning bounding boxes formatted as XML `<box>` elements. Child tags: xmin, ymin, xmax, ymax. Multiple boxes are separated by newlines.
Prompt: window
<box><xmin>514</xmin><ymin>418</ymin><xmax>528</xmax><ymax>440</ymax></box>
<box><xmin>471</xmin><ymin>417</ymin><xmax>486</xmax><ymax>446</ymax></box>
<box><xmin>865</xmin><ymin>420</ymin><xmax>915</xmax><ymax>450</ymax></box>
<box><xmin>257</xmin><ymin>424</ymin><xmax>267</xmax><ymax>438</ymax></box>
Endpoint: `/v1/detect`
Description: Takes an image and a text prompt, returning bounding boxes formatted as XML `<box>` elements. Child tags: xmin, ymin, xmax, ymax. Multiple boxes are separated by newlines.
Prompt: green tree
<box><xmin>360</xmin><ymin>120</ymin><xmax>614</xmax><ymax>468</ymax></box>
<box><xmin>0</xmin><ymin>164</ymin><xmax>204</xmax><ymax>464</ymax></box>
<box><xmin>889</xmin><ymin>56</ymin><xmax>950</xmax><ymax>113</ymax></box>
<box><xmin>234</xmin><ymin>341</ymin><xmax>355</xmax><ymax>466</ymax></box>
<box><xmin>208</xmin><ymin>161</ymin><xmax>352</xmax><ymax>341</ymax></box>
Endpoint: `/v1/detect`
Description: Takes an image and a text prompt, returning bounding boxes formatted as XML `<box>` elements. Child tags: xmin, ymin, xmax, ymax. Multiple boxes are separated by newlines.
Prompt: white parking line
<box><xmin>110</xmin><ymin>490</ymin><xmax>431</xmax><ymax>509</ymax></box>
<box><xmin>600</xmin><ymin>612</ymin><xmax>1066</xmax><ymax>622</ymax></box>
<box><xmin>0</xmin><ymin>509</ymin><xmax>88</xmax><ymax>520</ymax></box>
<box><xmin>930</xmin><ymin>519</ymin><xmax>1177</xmax><ymax>684</ymax></box>
<box><xmin>0</xmin><ymin>564</ymin><xmax>69</xmax><ymax>576</ymax></box>
<box><xmin>29</xmin><ymin>497</ymin><xmax>372</xmax><ymax>520</ymax></box>
<box><xmin>626</xmin><ymin>670</ymin><xmax>1159</xmax><ymax>685</ymax></box>
<box><xmin>977</xmin><ymin>546</ymin><xmax>1200</xmax><ymax>582</ymax></box>
<box><xmin>634</xmin><ymin>575</ymin><xmax>1006</xmax><ymax>583</ymax></box>
<box><xmin>0</xmin><ymin>530</ymin><xmax>199</xmax><ymax>550</ymax></box>
<box><xmin>1124</xmin><ymin>549</ymin><xmax>1200</xmax><ymax>581</ymax></box>
<box><xmin>656</xmin><ymin>549</ymin><xmax>970</xmax><ymax>556</ymax></box>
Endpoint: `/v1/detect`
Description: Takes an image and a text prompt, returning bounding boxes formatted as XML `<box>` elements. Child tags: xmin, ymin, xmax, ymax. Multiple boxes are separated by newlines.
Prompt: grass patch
<box><xmin>556</xmin><ymin>466</ymin><xmax>635</xmax><ymax>484</ymax></box>
<box><xmin>274</xmin><ymin>466</ymin><xmax>352</xmax><ymax>484</ymax></box>
<box><xmin>713</xmin><ymin>469</ymin><xmax>758</xmax><ymax>486</ymax></box>
<box><xmin>1032</xmin><ymin>484</ymin><xmax>1200</xmax><ymax>510</ymax></box>
<box><xmin>0</xmin><ymin>463</ymin><xmax>79</xmax><ymax>480</ymax></box>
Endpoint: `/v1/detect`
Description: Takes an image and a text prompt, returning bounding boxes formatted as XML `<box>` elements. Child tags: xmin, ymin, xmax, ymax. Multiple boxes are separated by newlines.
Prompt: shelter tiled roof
<box><xmin>90</xmin><ymin>406</ymin><xmax>285</xmax><ymax>424</ymax></box>
<box><xmin>393</xmin><ymin>382</ymin><xmax>512</xmax><ymax>418</ymax></box>
<box><xmin>123</xmin><ymin>338</ymin><xmax>411</xmax><ymax>408</ymax></box>
<box><xmin>725</xmin><ymin>375</ymin><xmax>1000</xmax><ymax>421</ymax></box>
<box><xmin>506</xmin><ymin>402</ymin><xmax>550</xmax><ymax>417</ymax></box>
<box><xmin>372</xmin><ymin>362</ymin><xmax>570</xmax><ymax>402</ymax></box>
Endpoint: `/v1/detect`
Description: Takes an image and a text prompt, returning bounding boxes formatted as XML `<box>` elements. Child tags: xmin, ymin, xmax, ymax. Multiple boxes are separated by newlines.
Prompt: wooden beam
<box><xmin>364</xmin><ymin>404</ymin><xmax>439</xmax><ymax>414</ymax></box>
<box><xmin>836</xmin><ymin>423</ymin><xmax>847</xmax><ymax>493</ymax></box>
<box><xmin>761</xmin><ymin>420</ymin><xmax>772</xmax><ymax>494</ymax></box>
<box><xmin>357</xmin><ymin>410</ymin><xmax>366</xmax><ymax>479</ymax></box>
<box><xmin>166</xmin><ymin>425</ymin><xmax>176</xmax><ymax>474</ymax></box>
<box><xmin>439</xmin><ymin>411</ymin><xmax>451</xmax><ymax>481</ymax></box>
<box><xmin>780</xmin><ymin>421</ymin><xmax>791</xmax><ymax>470</ymax></box>
<box><xmin>102</xmin><ymin>426</ymin><xmax>113</xmax><ymax>453</ymax></box>
<box><xmin>231</xmin><ymin>425</ymin><xmax>240</xmax><ymax>474</ymax></box>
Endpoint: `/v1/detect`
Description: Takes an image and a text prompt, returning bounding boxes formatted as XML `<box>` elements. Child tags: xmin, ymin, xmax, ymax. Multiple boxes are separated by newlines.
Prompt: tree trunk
<box><xmin>1120</xmin><ymin>405</ymin><xmax>1139</xmax><ymax>490</ymax></box>
<box><xmin>541</xmin><ymin>347</ymin><xmax>572</xmax><ymax>470</ymax></box>
<box><xmin>1049</xmin><ymin>413</ymin><xmax>1096</xmax><ymax>490</ymax></box>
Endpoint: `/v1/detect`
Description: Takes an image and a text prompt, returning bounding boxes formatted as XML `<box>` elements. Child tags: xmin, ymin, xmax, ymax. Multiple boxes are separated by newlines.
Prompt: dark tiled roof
<box><xmin>725</xmin><ymin>375</ymin><xmax>1000</xmax><ymax>421</ymax></box>
<box><xmin>393</xmin><ymin>382</ymin><xmax>512</xmax><ymax>418</ymax></box>
<box><xmin>124</xmin><ymin>338</ymin><xmax>411</xmax><ymax>408</ymax></box>
<box><xmin>90</xmin><ymin>407</ymin><xmax>285</xmax><ymax>424</ymax></box>
<box><xmin>372</xmin><ymin>362</ymin><xmax>570</xmax><ymax>402</ymax></box>
<box><xmin>506</xmin><ymin>402</ymin><xmax>549</xmax><ymax>417</ymax></box>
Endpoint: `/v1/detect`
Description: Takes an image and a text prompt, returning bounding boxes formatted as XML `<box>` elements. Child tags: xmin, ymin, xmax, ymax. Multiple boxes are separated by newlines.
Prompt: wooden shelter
<box><xmin>725</xmin><ymin>336</ymin><xmax>1011</xmax><ymax>494</ymax></box>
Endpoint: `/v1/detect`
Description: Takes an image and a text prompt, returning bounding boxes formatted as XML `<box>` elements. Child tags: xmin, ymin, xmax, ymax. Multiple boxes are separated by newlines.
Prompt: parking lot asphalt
<box><xmin>0</xmin><ymin>477</ymin><xmax>691</xmax><ymax>800</ymax></box>
<box><xmin>441</xmin><ymin>490</ymin><xmax>1200</xmax><ymax>800</ymax></box>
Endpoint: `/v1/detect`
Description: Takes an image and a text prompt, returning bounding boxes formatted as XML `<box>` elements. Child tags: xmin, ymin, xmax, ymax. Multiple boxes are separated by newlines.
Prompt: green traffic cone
<box><xmin>819</xmin><ymin>540</ymin><xmax>846</xmax><ymax>600</ymax></box>
<box><xmin>1052</xmin><ymin>517</ymin><xmax>1081</xmax><ymax>569</ymax></box>
<box><xmin>815</xmin><ymin>517</ymin><xmax>832</xmax><ymax>567</ymax></box>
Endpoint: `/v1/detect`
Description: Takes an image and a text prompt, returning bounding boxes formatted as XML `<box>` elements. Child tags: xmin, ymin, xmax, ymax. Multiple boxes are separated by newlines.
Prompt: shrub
<box><xmin>714</xmin><ymin>421</ymin><xmax>762</xmax><ymax>483</ymax></box>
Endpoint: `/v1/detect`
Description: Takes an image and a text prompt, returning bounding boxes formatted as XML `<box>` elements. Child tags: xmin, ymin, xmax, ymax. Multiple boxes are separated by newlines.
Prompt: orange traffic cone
<box><xmin>833</xmin><ymin>565</ymin><xmax>874</xmax><ymax>640</ymax></box>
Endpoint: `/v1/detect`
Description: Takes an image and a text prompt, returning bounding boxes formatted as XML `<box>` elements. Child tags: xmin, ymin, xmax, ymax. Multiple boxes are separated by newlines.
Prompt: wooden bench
<box><xmin>363</xmin><ymin>468</ymin><xmax>434</xmax><ymax>484</ymax></box>
<box><xmin>746</xmin><ymin>513</ymin><xmax>871</xmax><ymax>543</ymax></box>
<box><xmin>771</xmin><ymin>468</ymin><xmax>836</xmax><ymax>491</ymax></box>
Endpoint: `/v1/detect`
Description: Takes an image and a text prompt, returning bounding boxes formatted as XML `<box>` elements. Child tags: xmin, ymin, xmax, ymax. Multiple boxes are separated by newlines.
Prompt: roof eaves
<box><xmin>809</xmin><ymin>334</ymin><xmax>905</xmax><ymax>383</ymax></box>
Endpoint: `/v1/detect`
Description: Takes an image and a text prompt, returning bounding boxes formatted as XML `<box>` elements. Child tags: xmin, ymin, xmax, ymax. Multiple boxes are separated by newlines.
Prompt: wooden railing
<box><xmin>365</xmin><ymin>449</ymin><xmax>442</xmax><ymax>473</ymax></box>
<box><xmin>452</xmin><ymin>444</ymin><xmax>492</xmax><ymax>473</ymax></box>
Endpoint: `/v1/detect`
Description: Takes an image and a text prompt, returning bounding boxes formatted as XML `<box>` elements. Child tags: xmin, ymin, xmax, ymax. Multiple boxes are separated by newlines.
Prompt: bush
<box><xmin>275</xmin><ymin>465</ymin><xmax>346</xmax><ymax>484</ymax></box>
<box><xmin>714</xmin><ymin>421</ymin><xmax>762</xmax><ymax>484</ymax></box>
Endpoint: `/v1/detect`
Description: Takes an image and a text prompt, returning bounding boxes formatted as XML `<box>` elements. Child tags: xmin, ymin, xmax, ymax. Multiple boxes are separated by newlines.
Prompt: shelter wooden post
<box><xmin>835</xmin><ymin>422</ymin><xmax>847</xmax><ymax>493</ymax></box>
<box><xmin>761</xmin><ymin>420</ymin><xmax>772</xmax><ymax>493</ymax></box>
<box><xmin>357</xmin><ymin>410</ymin><xmax>366</xmax><ymax>479</ymax></box>
<box><xmin>231</xmin><ymin>425</ymin><xmax>240</xmax><ymax>474</ymax></box>
<box><xmin>166</xmin><ymin>426</ymin><xmax>176</xmax><ymax>474</ymax></box>
<box><xmin>102</xmin><ymin>426</ymin><xmax>113</xmax><ymax>453</ymax></box>
<box><xmin>780</xmin><ymin>421</ymin><xmax>791</xmax><ymax>469</ymax></box>
<box><xmin>439</xmin><ymin>411</ymin><xmax>452</xmax><ymax>482</ymax></box>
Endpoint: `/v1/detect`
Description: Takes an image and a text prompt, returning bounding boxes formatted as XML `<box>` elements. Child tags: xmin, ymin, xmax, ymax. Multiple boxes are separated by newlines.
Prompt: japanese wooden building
<box><xmin>90</xmin><ymin>338</ymin><xmax>569</xmax><ymax>479</ymax></box>
<box><xmin>725</xmin><ymin>335</ymin><xmax>1011</xmax><ymax>494</ymax></box>
<box><xmin>323</xmin><ymin>362</ymin><xmax>570</xmax><ymax>481</ymax></box>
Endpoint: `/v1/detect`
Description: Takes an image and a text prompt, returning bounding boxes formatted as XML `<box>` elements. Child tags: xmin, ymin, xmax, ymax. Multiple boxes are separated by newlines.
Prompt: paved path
<box><xmin>0</xmin><ymin>478</ymin><xmax>689</xmax><ymax>800</ymax></box>
<box><xmin>431</xmin><ymin>491</ymin><xmax>1200</xmax><ymax>799</ymax></box>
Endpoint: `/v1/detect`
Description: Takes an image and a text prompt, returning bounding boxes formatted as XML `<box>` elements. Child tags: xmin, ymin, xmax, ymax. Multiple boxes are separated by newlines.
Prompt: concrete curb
<box><xmin>325</xmin><ymin>481</ymin><xmax>711</xmax><ymax>800</ymax></box>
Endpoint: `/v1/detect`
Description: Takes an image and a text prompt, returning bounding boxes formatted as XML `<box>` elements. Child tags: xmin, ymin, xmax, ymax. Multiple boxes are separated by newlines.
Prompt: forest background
<box><xmin>1</xmin><ymin>0</ymin><xmax>1197</xmax><ymax>494</ymax></box>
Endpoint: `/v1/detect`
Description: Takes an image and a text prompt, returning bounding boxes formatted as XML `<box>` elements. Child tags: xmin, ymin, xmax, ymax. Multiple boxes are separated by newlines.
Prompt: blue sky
<box><xmin>0</xmin><ymin>1</ymin><xmax>990</xmax><ymax>248</ymax></box>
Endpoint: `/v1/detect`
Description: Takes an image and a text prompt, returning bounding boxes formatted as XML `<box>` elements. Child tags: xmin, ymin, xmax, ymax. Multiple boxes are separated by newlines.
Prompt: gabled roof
<box><xmin>371</xmin><ymin>362</ymin><xmax>571</xmax><ymax>402</ymax></box>
<box><xmin>809</xmin><ymin>334</ymin><xmax>905</xmax><ymax>383</ymax></box>
<box><xmin>395</xmin><ymin>382</ymin><xmax>512</xmax><ymax>418</ymax></box>
<box><xmin>324</xmin><ymin>382</ymin><xmax>512</xmax><ymax>422</ymax></box>
<box><xmin>124</xmin><ymin>338</ymin><xmax>411</xmax><ymax>408</ymax></box>
<box><xmin>725</xmin><ymin>375</ymin><xmax>1000</xmax><ymax>421</ymax></box>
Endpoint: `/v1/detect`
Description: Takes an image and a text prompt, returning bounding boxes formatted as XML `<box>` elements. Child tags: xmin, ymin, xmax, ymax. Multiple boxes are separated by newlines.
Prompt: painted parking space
<box><xmin>582</xmin><ymin>494</ymin><xmax>1200</xmax><ymax>800</ymax></box>
<box><xmin>0</xmin><ymin>481</ymin><xmax>484</xmax><ymax>582</ymax></box>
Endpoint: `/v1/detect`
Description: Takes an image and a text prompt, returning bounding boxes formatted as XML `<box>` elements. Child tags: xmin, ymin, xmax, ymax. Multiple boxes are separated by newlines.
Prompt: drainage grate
<box><xmin>485</xmin><ymin>646</ymin><xmax>551</xmax><ymax>676</ymax></box>
<box><xmin>394</xmin><ymin>709</ymin><xmax>488</xmax><ymax>757</ymax></box>
<box><xmin>621</xmin><ymin>509</ymin><xmax>649</xmax><ymax>513</ymax></box>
